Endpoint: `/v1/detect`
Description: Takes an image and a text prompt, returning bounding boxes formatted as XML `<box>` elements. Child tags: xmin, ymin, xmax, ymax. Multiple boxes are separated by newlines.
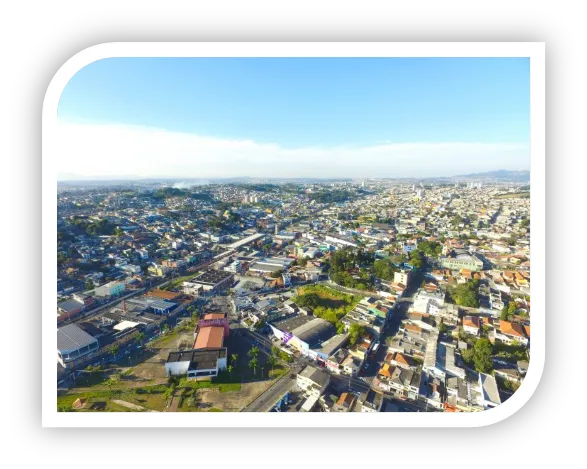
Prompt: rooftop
<box><xmin>166</xmin><ymin>348</ymin><xmax>227</xmax><ymax>370</ymax></box>
<box><xmin>193</xmin><ymin>269</ymin><xmax>234</xmax><ymax>286</ymax></box>
<box><xmin>298</xmin><ymin>364</ymin><xmax>330</xmax><ymax>387</ymax></box>
<box><xmin>194</xmin><ymin>326</ymin><xmax>225</xmax><ymax>350</ymax></box>
<box><xmin>57</xmin><ymin>324</ymin><xmax>98</xmax><ymax>352</ymax></box>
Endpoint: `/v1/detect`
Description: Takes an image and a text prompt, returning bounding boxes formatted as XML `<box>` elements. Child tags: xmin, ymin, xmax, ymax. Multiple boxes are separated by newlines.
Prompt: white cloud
<box><xmin>55</xmin><ymin>121</ymin><xmax>529</xmax><ymax>179</ymax></box>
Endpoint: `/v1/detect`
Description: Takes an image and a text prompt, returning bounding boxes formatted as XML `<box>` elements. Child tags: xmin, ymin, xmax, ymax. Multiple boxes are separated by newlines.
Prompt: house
<box><xmin>462</xmin><ymin>315</ymin><xmax>481</xmax><ymax>336</ymax></box>
<box><xmin>388</xmin><ymin>352</ymin><xmax>418</xmax><ymax>370</ymax></box>
<box><xmin>165</xmin><ymin>348</ymin><xmax>228</xmax><ymax>380</ymax></box>
<box><xmin>332</xmin><ymin>392</ymin><xmax>357</xmax><ymax>412</ymax></box>
<box><xmin>496</xmin><ymin>320</ymin><xmax>529</xmax><ymax>346</ymax></box>
<box><xmin>360</xmin><ymin>389</ymin><xmax>384</xmax><ymax>412</ymax></box>
<box><xmin>494</xmin><ymin>367</ymin><xmax>522</xmax><ymax>383</ymax></box>
<box><xmin>390</xmin><ymin>367</ymin><xmax>422</xmax><ymax>399</ymax></box>
<box><xmin>57</xmin><ymin>324</ymin><xmax>100</xmax><ymax>368</ymax></box>
<box><xmin>297</xmin><ymin>365</ymin><xmax>330</xmax><ymax>398</ymax></box>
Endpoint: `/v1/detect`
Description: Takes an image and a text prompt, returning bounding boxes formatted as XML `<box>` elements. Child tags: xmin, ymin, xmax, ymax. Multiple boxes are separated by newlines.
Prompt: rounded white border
<box><xmin>42</xmin><ymin>42</ymin><xmax>545</xmax><ymax>427</ymax></box>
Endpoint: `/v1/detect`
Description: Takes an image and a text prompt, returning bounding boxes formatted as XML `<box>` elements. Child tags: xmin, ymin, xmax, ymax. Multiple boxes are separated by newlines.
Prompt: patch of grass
<box><xmin>218</xmin><ymin>383</ymin><xmax>241</xmax><ymax>393</ymax></box>
<box><xmin>208</xmin><ymin>408</ymin><xmax>223</xmax><ymax>412</ymax></box>
<box><xmin>162</xmin><ymin>275</ymin><xmax>196</xmax><ymax>291</ymax></box>
<box><xmin>74</xmin><ymin>371</ymin><xmax>107</xmax><ymax>387</ymax></box>
<box><xmin>268</xmin><ymin>367</ymin><xmax>288</xmax><ymax>379</ymax></box>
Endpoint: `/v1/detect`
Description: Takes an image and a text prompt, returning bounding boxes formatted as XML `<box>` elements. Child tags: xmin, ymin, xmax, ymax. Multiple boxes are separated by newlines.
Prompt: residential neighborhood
<box><xmin>56</xmin><ymin>177</ymin><xmax>531</xmax><ymax>413</ymax></box>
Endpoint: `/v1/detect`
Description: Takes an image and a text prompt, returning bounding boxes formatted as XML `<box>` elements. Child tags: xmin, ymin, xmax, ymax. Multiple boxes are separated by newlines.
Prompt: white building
<box><xmin>57</xmin><ymin>324</ymin><xmax>99</xmax><ymax>368</ymax></box>
<box><xmin>478</xmin><ymin>372</ymin><xmax>501</xmax><ymax>409</ymax></box>
<box><xmin>94</xmin><ymin>280</ymin><xmax>126</xmax><ymax>298</ymax></box>
<box><xmin>165</xmin><ymin>348</ymin><xmax>227</xmax><ymax>380</ymax></box>
<box><xmin>393</xmin><ymin>270</ymin><xmax>410</xmax><ymax>287</ymax></box>
<box><xmin>297</xmin><ymin>365</ymin><xmax>330</xmax><ymax>399</ymax></box>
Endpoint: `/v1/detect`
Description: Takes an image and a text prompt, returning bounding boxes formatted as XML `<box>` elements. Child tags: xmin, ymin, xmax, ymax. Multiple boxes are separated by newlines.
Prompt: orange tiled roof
<box><xmin>194</xmin><ymin>326</ymin><xmax>225</xmax><ymax>349</ymax></box>
<box><xmin>499</xmin><ymin>320</ymin><xmax>526</xmax><ymax>338</ymax></box>
<box><xmin>463</xmin><ymin>316</ymin><xmax>480</xmax><ymax>328</ymax></box>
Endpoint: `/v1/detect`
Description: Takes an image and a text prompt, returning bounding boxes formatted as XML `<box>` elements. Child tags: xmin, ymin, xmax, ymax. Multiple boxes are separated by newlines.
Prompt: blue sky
<box><xmin>57</xmin><ymin>57</ymin><xmax>530</xmax><ymax>179</ymax></box>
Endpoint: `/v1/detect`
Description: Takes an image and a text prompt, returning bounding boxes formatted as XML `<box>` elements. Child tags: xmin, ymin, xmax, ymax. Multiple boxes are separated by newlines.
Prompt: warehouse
<box><xmin>269</xmin><ymin>314</ymin><xmax>336</xmax><ymax>356</ymax></box>
<box><xmin>191</xmin><ymin>269</ymin><xmax>234</xmax><ymax>293</ymax></box>
<box><xmin>165</xmin><ymin>348</ymin><xmax>228</xmax><ymax>380</ymax></box>
<box><xmin>57</xmin><ymin>324</ymin><xmax>99</xmax><ymax>368</ymax></box>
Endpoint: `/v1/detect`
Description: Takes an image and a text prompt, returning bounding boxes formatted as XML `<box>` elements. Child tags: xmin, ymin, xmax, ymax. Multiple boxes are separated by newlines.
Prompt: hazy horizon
<box><xmin>57</xmin><ymin>57</ymin><xmax>530</xmax><ymax>180</ymax></box>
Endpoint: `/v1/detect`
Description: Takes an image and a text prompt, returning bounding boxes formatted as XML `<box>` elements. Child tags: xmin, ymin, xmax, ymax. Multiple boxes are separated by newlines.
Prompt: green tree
<box><xmin>249</xmin><ymin>357</ymin><xmax>258</xmax><ymax>377</ymax></box>
<box><xmin>269</xmin><ymin>269</ymin><xmax>284</xmax><ymax>278</ymax></box>
<box><xmin>227</xmin><ymin>364</ymin><xmax>234</xmax><ymax>381</ymax></box>
<box><xmin>348</xmin><ymin>323</ymin><xmax>366</xmax><ymax>346</ymax></box>
<box><xmin>106</xmin><ymin>344</ymin><xmax>119</xmax><ymax>359</ymax></box>
<box><xmin>408</xmin><ymin>250</ymin><xmax>424</xmax><ymax>269</ymax></box>
<box><xmin>231</xmin><ymin>353</ymin><xmax>239</xmax><ymax>365</ymax></box>
<box><xmin>135</xmin><ymin>332</ymin><xmax>145</xmax><ymax>347</ymax></box>
<box><xmin>85</xmin><ymin>279</ymin><xmax>95</xmax><ymax>290</ymax></box>
<box><xmin>248</xmin><ymin>346</ymin><xmax>260</xmax><ymax>360</ymax></box>
<box><xmin>268</xmin><ymin>355</ymin><xmax>278</xmax><ymax>372</ymax></box>
<box><xmin>473</xmin><ymin>338</ymin><xmax>493</xmax><ymax>373</ymax></box>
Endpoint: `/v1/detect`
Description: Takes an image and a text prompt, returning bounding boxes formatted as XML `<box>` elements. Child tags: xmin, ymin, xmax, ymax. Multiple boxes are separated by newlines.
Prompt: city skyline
<box><xmin>57</xmin><ymin>57</ymin><xmax>530</xmax><ymax>180</ymax></box>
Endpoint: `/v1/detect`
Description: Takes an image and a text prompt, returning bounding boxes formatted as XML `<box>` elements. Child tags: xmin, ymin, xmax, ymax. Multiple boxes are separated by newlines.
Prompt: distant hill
<box><xmin>451</xmin><ymin>169</ymin><xmax>530</xmax><ymax>181</ymax></box>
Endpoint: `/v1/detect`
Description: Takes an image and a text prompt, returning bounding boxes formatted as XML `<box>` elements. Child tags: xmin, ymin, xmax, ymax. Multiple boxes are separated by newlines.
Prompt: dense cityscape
<box><xmin>56</xmin><ymin>172</ymin><xmax>531</xmax><ymax>413</ymax></box>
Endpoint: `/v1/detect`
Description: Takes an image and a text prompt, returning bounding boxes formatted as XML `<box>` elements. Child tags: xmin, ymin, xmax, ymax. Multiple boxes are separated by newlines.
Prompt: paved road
<box><xmin>242</xmin><ymin>369</ymin><xmax>299</xmax><ymax>412</ymax></box>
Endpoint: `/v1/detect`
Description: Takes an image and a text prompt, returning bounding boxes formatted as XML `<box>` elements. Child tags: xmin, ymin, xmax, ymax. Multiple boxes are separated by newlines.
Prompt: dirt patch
<box><xmin>195</xmin><ymin>380</ymin><xmax>278</xmax><ymax>412</ymax></box>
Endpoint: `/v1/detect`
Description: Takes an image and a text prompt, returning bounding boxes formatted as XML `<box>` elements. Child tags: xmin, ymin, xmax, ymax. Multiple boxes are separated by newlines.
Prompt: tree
<box><xmin>271</xmin><ymin>347</ymin><xmax>281</xmax><ymax>358</ymax></box>
<box><xmin>106</xmin><ymin>344</ymin><xmax>119</xmax><ymax>359</ymax></box>
<box><xmin>336</xmin><ymin>322</ymin><xmax>346</xmax><ymax>334</ymax></box>
<box><xmin>268</xmin><ymin>355</ymin><xmax>278</xmax><ymax>372</ymax></box>
<box><xmin>248</xmin><ymin>346</ymin><xmax>260</xmax><ymax>360</ymax></box>
<box><xmin>249</xmin><ymin>357</ymin><xmax>258</xmax><ymax>377</ymax></box>
<box><xmin>408</xmin><ymin>250</ymin><xmax>424</xmax><ymax>269</ymax></box>
<box><xmin>269</xmin><ymin>269</ymin><xmax>284</xmax><ymax>278</ymax></box>
<box><xmin>227</xmin><ymin>364</ymin><xmax>234</xmax><ymax>381</ymax></box>
<box><xmin>85</xmin><ymin>279</ymin><xmax>95</xmax><ymax>291</ymax></box>
<box><xmin>298</xmin><ymin>256</ymin><xmax>310</xmax><ymax>267</ymax></box>
<box><xmin>231</xmin><ymin>353</ymin><xmax>239</xmax><ymax>365</ymax></box>
<box><xmin>438</xmin><ymin>321</ymin><xmax>448</xmax><ymax>334</ymax></box>
<box><xmin>348</xmin><ymin>323</ymin><xmax>366</xmax><ymax>346</ymax></box>
<box><xmin>473</xmin><ymin>338</ymin><xmax>493</xmax><ymax>373</ymax></box>
<box><xmin>135</xmin><ymin>332</ymin><xmax>145</xmax><ymax>347</ymax></box>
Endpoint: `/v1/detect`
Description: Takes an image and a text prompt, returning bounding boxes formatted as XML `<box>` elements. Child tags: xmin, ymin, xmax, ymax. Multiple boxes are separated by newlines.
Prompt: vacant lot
<box><xmin>58</xmin><ymin>324</ymin><xmax>291</xmax><ymax>412</ymax></box>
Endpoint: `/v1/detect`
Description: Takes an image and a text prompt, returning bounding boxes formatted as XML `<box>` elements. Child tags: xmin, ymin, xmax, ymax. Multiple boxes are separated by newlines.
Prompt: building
<box><xmin>297</xmin><ymin>365</ymin><xmax>330</xmax><ymax>398</ymax></box>
<box><xmin>393</xmin><ymin>270</ymin><xmax>410</xmax><ymax>287</ymax></box>
<box><xmin>440</xmin><ymin>251</ymin><xmax>484</xmax><ymax>272</ymax></box>
<box><xmin>224</xmin><ymin>260</ymin><xmax>244</xmax><ymax>274</ymax></box>
<box><xmin>270</xmin><ymin>314</ymin><xmax>336</xmax><ymax>356</ymax></box>
<box><xmin>413</xmin><ymin>289</ymin><xmax>445</xmax><ymax>316</ymax></box>
<box><xmin>94</xmin><ymin>280</ymin><xmax>126</xmax><ymax>298</ymax></box>
<box><xmin>191</xmin><ymin>270</ymin><xmax>234</xmax><ymax>293</ymax></box>
<box><xmin>165</xmin><ymin>348</ymin><xmax>228</xmax><ymax>380</ymax></box>
<box><xmin>360</xmin><ymin>389</ymin><xmax>384</xmax><ymax>412</ymax></box>
<box><xmin>57</xmin><ymin>324</ymin><xmax>99</xmax><ymax>368</ymax></box>
<box><xmin>496</xmin><ymin>320</ymin><xmax>529</xmax><ymax>346</ymax></box>
<box><xmin>194</xmin><ymin>325</ymin><xmax>225</xmax><ymax>350</ymax></box>
<box><xmin>462</xmin><ymin>315</ymin><xmax>481</xmax><ymax>335</ymax></box>
<box><xmin>478</xmin><ymin>372</ymin><xmax>502</xmax><ymax>409</ymax></box>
